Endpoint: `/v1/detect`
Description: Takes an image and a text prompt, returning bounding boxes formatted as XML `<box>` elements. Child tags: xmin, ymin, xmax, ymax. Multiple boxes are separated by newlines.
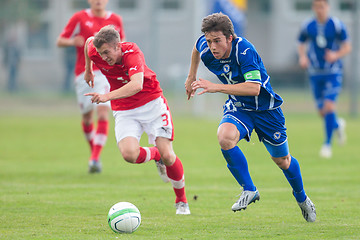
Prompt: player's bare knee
<box><xmin>217</xmin><ymin>124</ymin><xmax>239</xmax><ymax>150</ymax></box>
<box><xmin>159</xmin><ymin>151</ymin><xmax>176</xmax><ymax>166</ymax></box>
<box><xmin>218</xmin><ymin>134</ymin><xmax>237</xmax><ymax>150</ymax></box>
<box><xmin>97</xmin><ymin>106</ymin><xmax>110</xmax><ymax>121</ymax></box>
<box><xmin>97</xmin><ymin>114</ymin><xmax>108</xmax><ymax>121</ymax></box>
<box><xmin>82</xmin><ymin>110</ymin><xmax>93</xmax><ymax>124</ymax></box>
<box><xmin>272</xmin><ymin>155</ymin><xmax>291</xmax><ymax>169</ymax></box>
<box><xmin>323</xmin><ymin>101</ymin><xmax>336</xmax><ymax>114</ymax></box>
<box><xmin>120</xmin><ymin>149</ymin><xmax>138</xmax><ymax>163</ymax></box>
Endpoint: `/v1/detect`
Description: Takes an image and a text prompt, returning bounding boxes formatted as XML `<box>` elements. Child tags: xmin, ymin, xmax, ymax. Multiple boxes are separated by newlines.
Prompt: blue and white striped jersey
<box><xmin>298</xmin><ymin>16</ymin><xmax>349</xmax><ymax>75</ymax></box>
<box><xmin>196</xmin><ymin>35</ymin><xmax>283</xmax><ymax>111</ymax></box>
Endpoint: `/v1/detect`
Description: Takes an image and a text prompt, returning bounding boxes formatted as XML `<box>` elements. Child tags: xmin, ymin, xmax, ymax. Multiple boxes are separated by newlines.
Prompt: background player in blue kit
<box><xmin>298</xmin><ymin>0</ymin><xmax>351</xmax><ymax>158</ymax></box>
<box><xmin>185</xmin><ymin>13</ymin><xmax>316</xmax><ymax>222</ymax></box>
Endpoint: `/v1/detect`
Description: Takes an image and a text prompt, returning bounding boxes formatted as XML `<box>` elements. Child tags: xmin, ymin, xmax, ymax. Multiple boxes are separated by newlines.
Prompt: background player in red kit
<box><xmin>56</xmin><ymin>0</ymin><xmax>126</xmax><ymax>173</ymax></box>
<box><xmin>83</xmin><ymin>25</ymin><xmax>190</xmax><ymax>214</ymax></box>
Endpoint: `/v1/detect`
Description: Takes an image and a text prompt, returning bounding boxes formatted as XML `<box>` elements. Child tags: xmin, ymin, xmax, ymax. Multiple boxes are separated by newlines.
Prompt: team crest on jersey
<box><xmin>273</xmin><ymin>132</ymin><xmax>281</xmax><ymax>140</ymax></box>
<box><xmin>85</xmin><ymin>21</ymin><xmax>93</xmax><ymax>28</ymax></box>
<box><xmin>223</xmin><ymin>64</ymin><xmax>230</xmax><ymax>73</ymax></box>
<box><xmin>316</xmin><ymin>35</ymin><xmax>327</xmax><ymax>48</ymax></box>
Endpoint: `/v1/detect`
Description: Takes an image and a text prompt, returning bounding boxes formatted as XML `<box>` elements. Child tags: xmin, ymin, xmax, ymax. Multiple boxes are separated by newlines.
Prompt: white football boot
<box><xmin>336</xmin><ymin>118</ymin><xmax>346</xmax><ymax>146</ymax></box>
<box><xmin>175</xmin><ymin>202</ymin><xmax>191</xmax><ymax>215</ymax></box>
<box><xmin>155</xmin><ymin>159</ymin><xmax>170</xmax><ymax>183</ymax></box>
<box><xmin>319</xmin><ymin>144</ymin><xmax>332</xmax><ymax>158</ymax></box>
<box><xmin>297</xmin><ymin>196</ymin><xmax>316</xmax><ymax>222</ymax></box>
<box><xmin>232</xmin><ymin>189</ymin><xmax>260</xmax><ymax>212</ymax></box>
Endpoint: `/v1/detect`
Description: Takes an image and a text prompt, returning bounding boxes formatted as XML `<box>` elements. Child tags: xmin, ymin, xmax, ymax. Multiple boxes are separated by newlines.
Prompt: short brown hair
<box><xmin>201</xmin><ymin>13</ymin><xmax>237</xmax><ymax>39</ymax></box>
<box><xmin>93</xmin><ymin>25</ymin><xmax>120</xmax><ymax>49</ymax></box>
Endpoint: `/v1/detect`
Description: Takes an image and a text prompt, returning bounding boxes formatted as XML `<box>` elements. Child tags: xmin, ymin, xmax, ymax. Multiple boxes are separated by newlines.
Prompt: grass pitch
<box><xmin>0</xmin><ymin>93</ymin><xmax>359</xmax><ymax>239</ymax></box>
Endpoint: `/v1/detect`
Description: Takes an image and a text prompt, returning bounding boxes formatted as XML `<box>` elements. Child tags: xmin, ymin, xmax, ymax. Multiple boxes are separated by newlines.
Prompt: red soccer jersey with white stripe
<box><xmin>59</xmin><ymin>9</ymin><xmax>125</xmax><ymax>76</ymax></box>
<box><xmin>87</xmin><ymin>40</ymin><xmax>163</xmax><ymax>110</ymax></box>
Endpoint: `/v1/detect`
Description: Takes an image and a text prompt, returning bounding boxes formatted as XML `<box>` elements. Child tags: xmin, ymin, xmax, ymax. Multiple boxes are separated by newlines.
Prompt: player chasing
<box><xmin>56</xmin><ymin>0</ymin><xmax>126</xmax><ymax>173</ymax></box>
<box><xmin>185</xmin><ymin>13</ymin><xmax>316</xmax><ymax>222</ymax></box>
<box><xmin>297</xmin><ymin>0</ymin><xmax>351</xmax><ymax>158</ymax></box>
<box><xmin>83</xmin><ymin>25</ymin><xmax>190</xmax><ymax>215</ymax></box>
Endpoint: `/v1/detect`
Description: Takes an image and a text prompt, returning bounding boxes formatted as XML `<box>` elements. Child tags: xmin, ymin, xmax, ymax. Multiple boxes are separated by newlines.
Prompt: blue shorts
<box><xmin>310</xmin><ymin>74</ymin><xmax>342</xmax><ymax>109</ymax></box>
<box><xmin>220</xmin><ymin>100</ymin><xmax>289</xmax><ymax>157</ymax></box>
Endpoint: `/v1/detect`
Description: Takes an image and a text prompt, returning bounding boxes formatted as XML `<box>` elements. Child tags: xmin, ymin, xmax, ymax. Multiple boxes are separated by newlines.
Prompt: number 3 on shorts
<box><xmin>161</xmin><ymin>113</ymin><xmax>169</xmax><ymax>126</ymax></box>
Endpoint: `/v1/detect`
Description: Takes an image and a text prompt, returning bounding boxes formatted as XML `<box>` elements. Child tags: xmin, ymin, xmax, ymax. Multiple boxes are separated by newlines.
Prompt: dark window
<box><xmin>339</xmin><ymin>0</ymin><xmax>355</xmax><ymax>11</ymax></box>
<box><xmin>294</xmin><ymin>0</ymin><xmax>312</xmax><ymax>11</ymax></box>
<box><xmin>28</xmin><ymin>0</ymin><xmax>49</xmax><ymax>10</ymax></box>
<box><xmin>248</xmin><ymin>0</ymin><xmax>271</xmax><ymax>14</ymax></box>
<box><xmin>160</xmin><ymin>0</ymin><xmax>181</xmax><ymax>10</ymax></box>
<box><xmin>27</xmin><ymin>22</ymin><xmax>49</xmax><ymax>50</ymax></box>
<box><xmin>72</xmin><ymin>0</ymin><xmax>88</xmax><ymax>9</ymax></box>
<box><xmin>118</xmin><ymin>0</ymin><xmax>137</xmax><ymax>9</ymax></box>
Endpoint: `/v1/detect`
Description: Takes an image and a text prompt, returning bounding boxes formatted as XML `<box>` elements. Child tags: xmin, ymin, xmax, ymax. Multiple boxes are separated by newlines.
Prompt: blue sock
<box><xmin>324</xmin><ymin>112</ymin><xmax>337</xmax><ymax>145</ymax></box>
<box><xmin>282</xmin><ymin>156</ymin><xmax>306</xmax><ymax>202</ymax></box>
<box><xmin>221</xmin><ymin>146</ymin><xmax>256</xmax><ymax>191</ymax></box>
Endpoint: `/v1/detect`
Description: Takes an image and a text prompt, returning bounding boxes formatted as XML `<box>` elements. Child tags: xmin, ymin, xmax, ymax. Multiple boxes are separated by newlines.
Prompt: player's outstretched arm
<box><xmin>192</xmin><ymin>79</ymin><xmax>260</xmax><ymax>97</ymax></box>
<box><xmin>298</xmin><ymin>43</ymin><xmax>309</xmax><ymax>69</ymax></box>
<box><xmin>84</xmin><ymin>37</ymin><xmax>95</xmax><ymax>88</ymax></box>
<box><xmin>56</xmin><ymin>35</ymin><xmax>85</xmax><ymax>48</ymax></box>
<box><xmin>185</xmin><ymin>45</ymin><xmax>201</xmax><ymax>100</ymax></box>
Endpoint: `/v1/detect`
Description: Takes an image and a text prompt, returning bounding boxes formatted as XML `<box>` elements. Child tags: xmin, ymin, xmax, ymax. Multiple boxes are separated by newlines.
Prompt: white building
<box><xmin>0</xmin><ymin>0</ymin><xmax>356</xmax><ymax>92</ymax></box>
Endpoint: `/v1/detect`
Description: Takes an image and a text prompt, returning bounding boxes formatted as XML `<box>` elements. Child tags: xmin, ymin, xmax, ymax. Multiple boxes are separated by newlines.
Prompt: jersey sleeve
<box><xmin>298</xmin><ymin>22</ymin><xmax>309</xmax><ymax>43</ymax></box>
<box><xmin>124</xmin><ymin>45</ymin><xmax>145</xmax><ymax>77</ymax></box>
<box><xmin>87</xmin><ymin>39</ymin><xmax>97</xmax><ymax>60</ymax></box>
<box><xmin>237</xmin><ymin>43</ymin><xmax>262</xmax><ymax>84</ymax></box>
<box><xmin>195</xmin><ymin>35</ymin><xmax>208</xmax><ymax>53</ymax></box>
<box><xmin>59</xmin><ymin>12</ymin><xmax>80</xmax><ymax>38</ymax></box>
<box><xmin>338</xmin><ymin>21</ymin><xmax>349</xmax><ymax>41</ymax></box>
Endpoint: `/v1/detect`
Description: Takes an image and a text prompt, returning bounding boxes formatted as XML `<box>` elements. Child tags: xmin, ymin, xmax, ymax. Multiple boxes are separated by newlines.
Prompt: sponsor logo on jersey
<box><xmin>240</xmin><ymin>48</ymin><xmax>250</xmax><ymax>55</ymax></box>
<box><xmin>130</xmin><ymin>66</ymin><xmax>138</xmax><ymax>71</ymax></box>
<box><xmin>117</xmin><ymin>77</ymin><xmax>128</xmax><ymax>84</ymax></box>
<box><xmin>220</xmin><ymin>59</ymin><xmax>231</xmax><ymax>63</ymax></box>
<box><xmin>223</xmin><ymin>64</ymin><xmax>230</xmax><ymax>73</ymax></box>
<box><xmin>102</xmin><ymin>68</ymin><xmax>110</xmax><ymax>72</ymax></box>
<box><xmin>124</xmin><ymin>49</ymin><xmax>134</xmax><ymax>54</ymax></box>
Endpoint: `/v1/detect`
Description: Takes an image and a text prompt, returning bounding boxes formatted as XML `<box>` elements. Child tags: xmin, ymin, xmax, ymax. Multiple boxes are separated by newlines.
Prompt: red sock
<box><xmin>166</xmin><ymin>156</ymin><xmax>187</xmax><ymax>203</ymax></box>
<box><xmin>90</xmin><ymin>120</ymin><xmax>108</xmax><ymax>161</ymax></box>
<box><xmin>82</xmin><ymin>122</ymin><xmax>94</xmax><ymax>151</ymax></box>
<box><xmin>135</xmin><ymin>147</ymin><xmax>160</xmax><ymax>163</ymax></box>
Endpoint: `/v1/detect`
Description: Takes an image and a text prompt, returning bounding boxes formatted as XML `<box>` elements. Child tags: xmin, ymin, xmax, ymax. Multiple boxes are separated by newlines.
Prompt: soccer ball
<box><xmin>107</xmin><ymin>202</ymin><xmax>141</xmax><ymax>234</ymax></box>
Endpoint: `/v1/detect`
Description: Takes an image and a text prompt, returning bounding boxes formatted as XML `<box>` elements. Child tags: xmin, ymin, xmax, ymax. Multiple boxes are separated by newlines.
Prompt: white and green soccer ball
<box><xmin>107</xmin><ymin>202</ymin><xmax>141</xmax><ymax>234</ymax></box>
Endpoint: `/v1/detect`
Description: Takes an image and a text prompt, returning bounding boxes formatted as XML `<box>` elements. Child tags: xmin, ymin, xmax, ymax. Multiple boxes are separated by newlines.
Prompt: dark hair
<box><xmin>93</xmin><ymin>25</ymin><xmax>120</xmax><ymax>49</ymax></box>
<box><xmin>201</xmin><ymin>13</ymin><xmax>237</xmax><ymax>39</ymax></box>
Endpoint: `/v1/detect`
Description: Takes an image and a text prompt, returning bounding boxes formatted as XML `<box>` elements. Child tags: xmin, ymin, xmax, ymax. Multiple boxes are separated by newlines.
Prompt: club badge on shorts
<box><xmin>273</xmin><ymin>132</ymin><xmax>281</xmax><ymax>140</ymax></box>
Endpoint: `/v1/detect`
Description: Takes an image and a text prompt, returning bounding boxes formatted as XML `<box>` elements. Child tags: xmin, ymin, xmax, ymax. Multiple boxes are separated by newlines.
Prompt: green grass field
<box><xmin>0</xmin><ymin>93</ymin><xmax>359</xmax><ymax>239</ymax></box>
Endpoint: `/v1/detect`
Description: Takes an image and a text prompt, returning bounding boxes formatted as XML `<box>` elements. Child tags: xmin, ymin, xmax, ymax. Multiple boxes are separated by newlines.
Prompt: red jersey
<box><xmin>87</xmin><ymin>40</ymin><xmax>163</xmax><ymax>110</ymax></box>
<box><xmin>59</xmin><ymin>9</ymin><xmax>125</xmax><ymax>76</ymax></box>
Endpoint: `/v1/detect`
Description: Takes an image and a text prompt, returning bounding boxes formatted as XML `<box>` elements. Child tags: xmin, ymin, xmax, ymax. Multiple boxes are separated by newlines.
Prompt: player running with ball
<box><xmin>84</xmin><ymin>25</ymin><xmax>190</xmax><ymax>215</ymax></box>
<box><xmin>185</xmin><ymin>13</ymin><xmax>316</xmax><ymax>222</ymax></box>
